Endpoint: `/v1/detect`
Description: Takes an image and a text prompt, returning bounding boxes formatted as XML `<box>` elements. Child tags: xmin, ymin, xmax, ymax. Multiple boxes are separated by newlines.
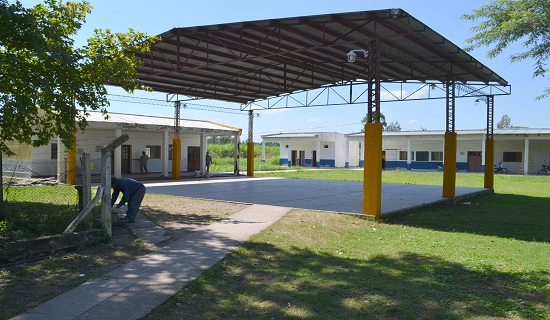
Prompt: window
<box><xmin>399</xmin><ymin>151</ymin><xmax>407</xmax><ymax>160</ymax></box>
<box><xmin>416</xmin><ymin>151</ymin><xmax>429</xmax><ymax>161</ymax></box>
<box><xmin>51</xmin><ymin>143</ymin><xmax>58</xmax><ymax>159</ymax></box>
<box><xmin>324</xmin><ymin>145</ymin><xmax>329</xmax><ymax>148</ymax></box>
<box><xmin>168</xmin><ymin>144</ymin><xmax>173</xmax><ymax>160</ymax></box>
<box><xmin>146</xmin><ymin>145</ymin><xmax>161</xmax><ymax>159</ymax></box>
<box><xmin>431</xmin><ymin>151</ymin><xmax>443</xmax><ymax>161</ymax></box>
<box><xmin>503</xmin><ymin>151</ymin><xmax>522</xmax><ymax>162</ymax></box>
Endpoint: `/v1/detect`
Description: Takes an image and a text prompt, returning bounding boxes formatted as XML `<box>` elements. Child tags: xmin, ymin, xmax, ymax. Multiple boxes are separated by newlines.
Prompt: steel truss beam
<box><xmin>241</xmin><ymin>81</ymin><xmax>510</xmax><ymax>110</ymax></box>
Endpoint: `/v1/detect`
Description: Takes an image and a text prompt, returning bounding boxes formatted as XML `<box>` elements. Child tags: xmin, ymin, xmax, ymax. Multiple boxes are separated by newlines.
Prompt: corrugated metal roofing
<box><xmin>84</xmin><ymin>111</ymin><xmax>241</xmax><ymax>134</ymax></box>
<box><xmin>130</xmin><ymin>9</ymin><xmax>508</xmax><ymax>105</ymax></box>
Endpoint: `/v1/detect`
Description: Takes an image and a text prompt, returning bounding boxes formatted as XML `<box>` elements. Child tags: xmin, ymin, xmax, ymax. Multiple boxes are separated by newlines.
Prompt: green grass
<box><xmin>1</xmin><ymin>185</ymin><xmax>95</xmax><ymax>239</ymax></box>
<box><xmin>146</xmin><ymin>170</ymin><xmax>550</xmax><ymax>320</ymax></box>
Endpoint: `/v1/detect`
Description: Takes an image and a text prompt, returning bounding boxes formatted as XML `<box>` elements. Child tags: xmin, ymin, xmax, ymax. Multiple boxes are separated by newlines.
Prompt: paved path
<box><xmin>11</xmin><ymin>205</ymin><xmax>291</xmax><ymax>320</ymax></box>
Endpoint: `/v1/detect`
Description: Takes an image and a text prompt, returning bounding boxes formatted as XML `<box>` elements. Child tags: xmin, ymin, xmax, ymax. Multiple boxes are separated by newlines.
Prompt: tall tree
<box><xmin>361</xmin><ymin>112</ymin><xmax>387</xmax><ymax>131</ymax></box>
<box><xmin>0</xmin><ymin>0</ymin><xmax>158</xmax><ymax>155</ymax></box>
<box><xmin>386</xmin><ymin>121</ymin><xmax>402</xmax><ymax>132</ymax></box>
<box><xmin>462</xmin><ymin>0</ymin><xmax>550</xmax><ymax>99</ymax></box>
<box><xmin>497</xmin><ymin>114</ymin><xmax>512</xmax><ymax>128</ymax></box>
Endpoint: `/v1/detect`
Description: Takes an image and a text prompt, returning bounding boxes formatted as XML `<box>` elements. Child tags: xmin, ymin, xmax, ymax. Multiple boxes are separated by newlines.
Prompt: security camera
<box><xmin>347</xmin><ymin>51</ymin><xmax>357</xmax><ymax>63</ymax></box>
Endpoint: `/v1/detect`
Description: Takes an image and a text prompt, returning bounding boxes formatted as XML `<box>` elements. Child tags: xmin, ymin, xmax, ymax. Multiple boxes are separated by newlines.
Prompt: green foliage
<box><xmin>462</xmin><ymin>0</ymin><xmax>550</xmax><ymax>99</ymax></box>
<box><xmin>206</xmin><ymin>142</ymin><xmax>289</xmax><ymax>172</ymax></box>
<box><xmin>0</xmin><ymin>0</ymin><xmax>159</xmax><ymax>154</ymax></box>
<box><xmin>497</xmin><ymin>114</ymin><xmax>512</xmax><ymax>128</ymax></box>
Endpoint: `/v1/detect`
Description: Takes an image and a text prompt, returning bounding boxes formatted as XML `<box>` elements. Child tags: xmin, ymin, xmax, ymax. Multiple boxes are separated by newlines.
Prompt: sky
<box><xmin>19</xmin><ymin>0</ymin><xmax>550</xmax><ymax>141</ymax></box>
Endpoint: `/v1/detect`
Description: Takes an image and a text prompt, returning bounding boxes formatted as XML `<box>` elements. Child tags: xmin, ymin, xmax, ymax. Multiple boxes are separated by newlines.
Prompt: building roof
<box><xmin>346</xmin><ymin>128</ymin><xmax>550</xmax><ymax>138</ymax></box>
<box><xmin>84</xmin><ymin>111</ymin><xmax>241</xmax><ymax>135</ymax></box>
<box><xmin>130</xmin><ymin>9</ymin><xmax>508</xmax><ymax>104</ymax></box>
<box><xmin>262</xmin><ymin>132</ymin><xmax>344</xmax><ymax>140</ymax></box>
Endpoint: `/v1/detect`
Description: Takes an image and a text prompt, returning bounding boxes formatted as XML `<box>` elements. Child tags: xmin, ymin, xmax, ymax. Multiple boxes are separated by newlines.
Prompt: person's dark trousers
<box><xmin>126</xmin><ymin>186</ymin><xmax>146</xmax><ymax>222</ymax></box>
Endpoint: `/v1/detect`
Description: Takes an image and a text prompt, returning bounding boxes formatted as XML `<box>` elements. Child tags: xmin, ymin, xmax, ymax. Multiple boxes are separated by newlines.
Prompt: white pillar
<box><xmin>261</xmin><ymin>140</ymin><xmax>266</xmax><ymax>162</ymax></box>
<box><xmin>345</xmin><ymin>139</ymin><xmax>350</xmax><ymax>168</ymax></box>
<box><xmin>200</xmin><ymin>133</ymin><xmax>207</xmax><ymax>174</ymax></box>
<box><xmin>113</xmin><ymin>128</ymin><xmax>122</xmax><ymax>177</ymax></box>
<box><xmin>407</xmin><ymin>138</ymin><xmax>412</xmax><ymax>171</ymax></box>
<box><xmin>233</xmin><ymin>135</ymin><xmax>240</xmax><ymax>175</ymax></box>
<box><xmin>524</xmin><ymin>137</ymin><xmax>530</xmax><ymax>175</ymax></box>
<box><xmin>162</xmin><ymin>130</ymin><xmax>169</xmax><ymax>177</ymax></box>
<box><xmin>316</xmin><ymin>140</ymin><xmax>321</xmax><ymax>168</ymax></box>
<box><xmin>56</xmin><ymin>136</ymin><xmax>63</xmax><ymax>181</ymax></box>
<box><xmin>288</xmin><ymin>141</ymin><xmax>292</xmax><ymax>167</ymax></box>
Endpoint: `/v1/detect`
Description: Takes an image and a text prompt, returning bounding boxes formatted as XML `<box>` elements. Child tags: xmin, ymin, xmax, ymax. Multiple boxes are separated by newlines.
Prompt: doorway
<box><xmin>312</xmin><ymin>150</ymin><xmax>317</xmax><ymax>167</ymax></box>
<box><xmin>187</xmin><ymin>146</ymin><xmax>201</xmax><ymax>171</ymax></box>
<box><xmin>291</xmin><ymin>150</ymin><xmax>297</xmax><ymax>166</ymax></box>
<box><xmin>467</xmin><ymin>151</ymin><xmax>482</xmax><ymax>172</ymax></box>
<box><xmin>121</xmin><ymin>145</ymin><xmax>132</xmax><ymax>174</ymax></box>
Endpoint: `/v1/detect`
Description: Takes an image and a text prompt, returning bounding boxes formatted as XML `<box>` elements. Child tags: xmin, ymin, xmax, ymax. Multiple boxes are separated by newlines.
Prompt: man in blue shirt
<box><xmin>111</xmin><ymin>177</ymin><xmax>146</xmax><ymax>223</ymax></box>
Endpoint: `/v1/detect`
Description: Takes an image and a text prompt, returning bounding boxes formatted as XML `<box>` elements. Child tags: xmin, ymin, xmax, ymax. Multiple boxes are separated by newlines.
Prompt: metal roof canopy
<box><xmin>133</xmin><ymin>8</ymin><xmax>510</xmax><ymax>106</ymax></box>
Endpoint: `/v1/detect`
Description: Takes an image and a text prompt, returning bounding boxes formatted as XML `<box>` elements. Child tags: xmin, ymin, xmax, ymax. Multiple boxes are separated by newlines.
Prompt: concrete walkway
<box><xmin>11</xmin><ymin>205</ymin><xmax>291</xmax><ymax>320</ymax></box>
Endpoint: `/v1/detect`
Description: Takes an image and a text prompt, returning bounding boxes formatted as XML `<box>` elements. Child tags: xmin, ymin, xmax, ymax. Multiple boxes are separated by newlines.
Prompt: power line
<box><xmin>106</xmin><ymin>94</ymin><xmax>247</xmax><ymax>116</ymax></box>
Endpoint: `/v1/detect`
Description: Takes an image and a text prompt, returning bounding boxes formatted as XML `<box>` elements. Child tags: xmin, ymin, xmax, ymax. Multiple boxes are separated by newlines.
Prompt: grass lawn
<box><xmin>146</xmin><ymin>170</ymin><xmax>550</xmax><ymax>320</ymax></box>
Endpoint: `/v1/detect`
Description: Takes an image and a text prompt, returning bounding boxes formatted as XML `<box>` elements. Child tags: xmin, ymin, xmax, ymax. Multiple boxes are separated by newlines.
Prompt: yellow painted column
<box><xmin>247</xmin><ymin>142</ymin><xmax>254</xmax><ymax>176</ymax></box>
<box><xmin>171</xmin><ymin>137</ymin><xmax>181</xmax><ymax>180</ymax></box>
<box><xmin>362</xmin><ymin>123</ymin><xmax>383</xmax><ymax>218</ymax></box>
<box><xmin>442</xmin><ymin>132</ymin><xmax>457</xmax><ymax>199</ymax></box>
<box><xmin>484</xmin><ymin>139</ymin><xmax>495</xmax><ymax>189</ymax></box>
<box><xmin>66</xmin><ymin>139</ymin><xmax>77</xmax><ymax>185</ymax></box>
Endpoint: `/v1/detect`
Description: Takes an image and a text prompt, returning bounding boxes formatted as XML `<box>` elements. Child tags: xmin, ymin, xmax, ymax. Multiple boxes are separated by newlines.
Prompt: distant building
<box><xmin>347</xmin><ymin>128</ymin><xmax>550</xmax><ymax>174</ymax></box>
<box><xmin>261</xmin><ymin>132</ymin><xmax>358</xmax><ymax>168</ymax></box>
<box><xmin>2</xmin><ymin>111</ymin><xmax>241</xmax><ymax>180</ymax></box>
<box><xmin>261</xmin><ymin>128</ymin><xmax>550</xmax><ymax>174</ymax></box>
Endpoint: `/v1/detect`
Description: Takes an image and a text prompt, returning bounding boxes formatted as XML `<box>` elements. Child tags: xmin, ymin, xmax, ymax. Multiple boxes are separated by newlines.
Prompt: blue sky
<box><xmin>20</xmin><ymin>1</ymin><xmax>550</xmax><ymax>140</ymax></box>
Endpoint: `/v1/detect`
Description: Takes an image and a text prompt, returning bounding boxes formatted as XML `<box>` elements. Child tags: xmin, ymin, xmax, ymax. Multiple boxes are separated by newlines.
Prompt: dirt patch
<box><xmin>0</xmin><ymin>195</ymin><xmax>250</xmax><ymax>320</ymax></box>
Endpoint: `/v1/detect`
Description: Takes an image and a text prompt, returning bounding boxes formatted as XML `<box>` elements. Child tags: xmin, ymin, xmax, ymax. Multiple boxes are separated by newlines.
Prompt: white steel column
<box><xmin>233</xmin><ymin>135</ymin><xmax>240</xmax><ymax>175</ymax></box>
<box><xmin>200</xmin><ymin>133</ymin><xmax>207</xmax><ymax>174</ymax></box>
<box><xmin>261</xmin><ymin>140</ymin><xmax>266</xmax><ymax>162</ymax></box>
<box><xmin>407</xmin><ymin>138</ymin><xmax>412</xmax><ymax>171</ymax></box>
<box><xmin>56</xmin><ymin>136</ymin><xmax>63</xmax><ymax>181</ymax></box>
<box><xmin>287</xmin><ymin>141</ymin><xmax>292</xmax><ymax>167</ymax></box>
<box><xmin>345</xmin><ymin>139</ymin><xmax>350</xmax><ymax>168</ymax></box>
<box><xmin>162</xmin><ymin>130</ymin><xmax>169</xmax><ymax>177</ymax></box>
<box><xmin>316</xmin><ymin>140</ymin><xmax>321</xmax><ymax>168</ymax></box>
<box><xmin>524</xmin><ymin>137</ymin><xmax>530</xmax><ymax>175</ymax></box>
<box><xmin>113</xmin><ymin>128</ymin><xmax>122</xmax><ymax>177</ymax></box>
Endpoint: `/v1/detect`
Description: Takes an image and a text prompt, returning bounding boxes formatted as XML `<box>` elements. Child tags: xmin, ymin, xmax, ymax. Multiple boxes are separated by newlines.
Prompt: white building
<box><xmin>261</xmin><ymin>132</ymin><xmax>358</xmax><ymax>168</ymax></box>
<box><xmin>347</xmin><ymin>128</ymin><xmax>550</xmax><ymax>174</ymax></box>
<box><xmin>3</xmin><ymin>111</ymin><xmax>242</xmax><ymax>180</ymax></box>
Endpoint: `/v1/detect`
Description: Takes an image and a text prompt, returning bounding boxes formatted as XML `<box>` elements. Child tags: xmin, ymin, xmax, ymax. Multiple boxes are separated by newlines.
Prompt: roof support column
<box><xmin>484</xmin><ymin>95</ymin><xmax>495</xmax><ymax>188</ymax></box>
<box><xmin>172</xmin><ymin>101</ymin><xmax>181</xmax><ymax>180</ymax></box>
<box><xmin>247</xmin><ymin>110</ymin><xmax>254</xmax><ymax>176</ymax></box>
<box><xmin>362</xmin><ymin>39</ymin><xmax>382</xmax><ymax>219</ymax></box>
<box><xmin>443</xmin><ymin>81</ymin><xmax>457</xmax><ymax>199</ymax></box>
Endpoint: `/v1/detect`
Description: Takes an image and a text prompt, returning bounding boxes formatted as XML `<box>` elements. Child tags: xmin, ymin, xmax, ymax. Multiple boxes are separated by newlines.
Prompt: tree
<box><xmin>462</xmin><ymin>0</ymin><xmax>550</xmax><ymax>99</ymax></box>
<box><xmin>361</xmin><ymin>112</ymin><xmax>387</xmax><ymax>131</ymax></box>
<box><xmin>0</xmin><ymin>0</ymin><xmax>158</xmax><ymax>155</ymax></box>
<box><xmin>386</xmin><ymin>121</ymin><xmax>401</xmax><ymax>132</ymax></box>
<box><xmin>497</xmin><ymin>114</ymin><xmax>512</xmax><ymax>128</ymax></box>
